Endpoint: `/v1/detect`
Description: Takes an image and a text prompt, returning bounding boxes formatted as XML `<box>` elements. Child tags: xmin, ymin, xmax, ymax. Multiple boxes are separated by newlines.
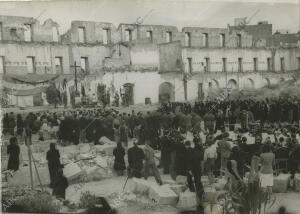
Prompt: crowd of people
<box><xmin>2</xmin><ymin>96</ymin><xmax>300</xmax><ymax>204</ymax></box>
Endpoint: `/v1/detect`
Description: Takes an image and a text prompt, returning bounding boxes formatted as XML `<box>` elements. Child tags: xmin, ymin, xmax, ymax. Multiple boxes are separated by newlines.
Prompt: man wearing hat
<box><xmin>128</xmin><ymin>139</ymin><xmax>145</xmax><ymax>178</ymax></box>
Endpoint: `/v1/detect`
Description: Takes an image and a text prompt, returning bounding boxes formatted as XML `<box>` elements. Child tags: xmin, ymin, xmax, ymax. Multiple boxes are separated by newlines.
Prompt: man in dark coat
<box><xmin>186</xmin><ymin>140</ymin><xmax>204</xmax><ymax>200</ymax></box>
<box><xmin>160</xmin><ymin>130</ymin><xmax>172</xmax><ymax>174</ymax></box>
<box><xmin>7</xmin><ymin>137</ymin><xmax>20</xmax><ymax>171</ymax></box>
<box><xmin>128</xmin><ymin>139</ymin><xmax>145</xmax><ymax>178</ymax></box>
<box><xmin>113</xmin><ymin>143</ymin><xmax>126</xmax><ymax>176</ymax></box>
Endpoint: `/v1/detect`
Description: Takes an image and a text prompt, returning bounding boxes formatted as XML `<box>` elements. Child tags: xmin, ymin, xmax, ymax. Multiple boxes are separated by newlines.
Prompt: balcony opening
<box><xmin>185</xmin><ymin>32</ymin><xmax>191</xmax><ymax>47</ymax></box>
<box><xmin>78</xmin><ymin>27</ymin><xmax>86</xmax><ymax>43</ymax></box>
<box><xmin>166</xmin><ymin>31</ymin><xmax>172</xmax><ymax>43</ymax></box>
<box><xmin>24</xmin><ymin>24</ymin><xmax>32</xmax><ymax>42</ymax></box>
<box><xmin>125</xmin><ymin>29</ymin><xmax>132</xmax><ymax>41</ymax></box>
<box><xmin>146</xmin><ymin>30</ymin><xmax>153</xmax><ymax>42</ymax></box>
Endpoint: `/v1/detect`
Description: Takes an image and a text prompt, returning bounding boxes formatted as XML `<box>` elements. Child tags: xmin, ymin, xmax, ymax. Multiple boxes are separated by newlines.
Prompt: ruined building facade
<box><xmin>0</xmin><ymin>15</ymin><xmax>300</xmax><ymax>106</ymax></box>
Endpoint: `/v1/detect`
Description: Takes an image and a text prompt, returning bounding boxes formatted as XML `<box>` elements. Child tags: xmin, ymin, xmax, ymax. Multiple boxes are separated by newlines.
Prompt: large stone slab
<box><xmin>170</xmin><ymin>184</ymin><xmax>187</xmax><ymax>195</ymax></box>
<box><xmin>83</xmin><ymin>165</ymin><xmax>107</xmax><ymax>181</ymax></box>
<box><xmin>94</xmin><ymin>156</ymin><xmax>108</xmax><ymax>168</ymax></box>
<box><xmin>94</xmin><ymin>144</ymin><xmax>115</xmax><ymax>156</ymax></box>
<box><xmin>177</xmin><ymin>190</ymin><xmax>197</xmax><ymax>208</ymax></box>
<box><xmin>7</xmin><ymin>166</ymin><xmax>50</xmax><ymax>187</ymax></box>
<box><xmin>61</xmin><ymin>145</ymin><xmax>80</xmax><ymax>158</ymax></box>
<box><xmin>63</xmin><ymin>162</ymin><xmax>84</xmax><ymax>181</ymax></box>
<box><xmin>131</xmin><ymin>178</ymin><xmax>156</xmax><ymax>195</ymax></box>
<box><xmin>99</xmin><ymin>136</ymin><xmax>115</xmax><ymax>145</ymax></box>
<box><xmin>148</xmin><ymin>184</ymin><xmax>178</xmax><ymax>205</ymax></box>
<box><xmin>273</xmin><ymin>174</ymin><xmax>290</xmax><ymax>193</ymax></box>
<box><xmin>78</xmin><ymin>144</ymin><xmax>91</xmax><ymax>153</ymax></box>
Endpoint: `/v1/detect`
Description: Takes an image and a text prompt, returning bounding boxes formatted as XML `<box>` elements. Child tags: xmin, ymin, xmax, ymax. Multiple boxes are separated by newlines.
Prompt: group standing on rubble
<box><xmin>3</xmin><ymin>96</ymin><xmax>300</xmax><ymax>202</ymax></box>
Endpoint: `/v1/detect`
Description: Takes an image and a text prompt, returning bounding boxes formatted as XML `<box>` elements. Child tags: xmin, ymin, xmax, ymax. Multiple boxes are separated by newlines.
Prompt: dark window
<box><xmin>222</xmin><ymin>58</ymin><xmax>227</xmax><ymax>72</ymax></box>
<box><xmin>280</xmin><ymin>57</ymin><xmax>285</xmax><ymax>72</ymax></box>
<box><xmin>146</xmin><ymin>31</ymin><xmax>153</xmax><ymax>42</ymax></box>
<box><xmin>237</xmin><ymin>34</ymin><xmax>242</xmax><ymax>47</ymax></box>
<box><xmin>205</xmin><ymin>57</ymin><xmax>210</xmax><ymax>72</ymax></box>
<box><xmin>238</xmin><ymin>58</ymin><xmax>243</xmax><ymax>72</ymax></box>
<box><xmin>253</xmin><ymin>58</ymin><xmax>258</xmax><ymax>72</ymax></box>
<box><xmin>166</xmin><ymin>31</ymin><xmax>172</xmax><ymax>42</ymax></box>
<box><xmin>187</xmin><ymin>57</ymin><xmax>192</xmax><ymax>73</ymax></box>
<box><xmin>125</xmin><ymin>29</ymin><xmax>132</xmax><ymax>41</ymax></box>
<box><xmin>267</xmin><ymin>58</ymin><xmax>272</xmax><ymax>71</ymax></box>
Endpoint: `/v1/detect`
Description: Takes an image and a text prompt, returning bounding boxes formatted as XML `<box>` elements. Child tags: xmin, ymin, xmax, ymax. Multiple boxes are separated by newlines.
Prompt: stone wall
<box><xmin>0</xmin><ymin>15</ymin><xmax>59</xmax><ymax>42</ymax></box>
<box><xmin>61</xmin><ymin>21</ymin><xmax>119</xmax><ymax>44</ymax></box>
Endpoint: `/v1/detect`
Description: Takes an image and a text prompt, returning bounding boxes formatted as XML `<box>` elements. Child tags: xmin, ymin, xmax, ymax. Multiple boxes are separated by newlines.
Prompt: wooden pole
<box><xmin>27</xmin><ymin>145</ymin><xmax>34</xmax><ymax>189</ymax></box>
<box><xmin>74</xmin><ymin>61</ymin><xmax>78</xmax><ymax>92</ymax></box>
<box><xmin>31</xmin><ymin>152</ymin><xmax>44</xmax><ymax>191</ymax></box>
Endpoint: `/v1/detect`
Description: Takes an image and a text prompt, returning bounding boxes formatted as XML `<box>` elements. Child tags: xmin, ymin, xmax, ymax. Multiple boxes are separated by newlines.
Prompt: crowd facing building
<box><xmin>0</xmin><ymin>15</ymin><xmax>300</xmax><ymax>107</ymax></box>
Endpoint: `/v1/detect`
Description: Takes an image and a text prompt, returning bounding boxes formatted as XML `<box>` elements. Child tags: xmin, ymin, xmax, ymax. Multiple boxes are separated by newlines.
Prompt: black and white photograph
<box><xmin>0</xmin><ymin>0</ymin><xmax>300</xmax><ymax>213</ymax></box>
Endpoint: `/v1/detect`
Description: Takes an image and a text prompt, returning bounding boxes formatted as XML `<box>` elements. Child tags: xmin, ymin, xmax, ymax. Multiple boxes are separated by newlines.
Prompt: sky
<box><xmin>0</xmin><ymin>0</ymin><xmax>299</xmax><ymax>34</ymax></box>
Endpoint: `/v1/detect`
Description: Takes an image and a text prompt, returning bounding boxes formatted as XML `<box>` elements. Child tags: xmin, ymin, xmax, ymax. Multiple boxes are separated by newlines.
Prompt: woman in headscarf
<box><xmin>47</xmin><ymin>143</ymin><xmax>61</xmax><ymax>188</ymax></box>
<box><xmin>113</xmin><ymin>142</ymin><xmax>126</xmax><ymax>176</ymax></box>
<box><xmin>7</xmin><ymin>136</ymin><xmax>20</xmax><ymax>171</ymax></box>
<box><xmin>52</xmin><ymin>168</ymin><xmax>68</xmax><ymax>200</ymax></box>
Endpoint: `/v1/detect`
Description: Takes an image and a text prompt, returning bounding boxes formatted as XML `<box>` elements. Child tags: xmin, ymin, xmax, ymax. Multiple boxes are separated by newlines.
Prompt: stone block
<box><xmin>7</xmin><ymin>166</ymin><xmax>50</xmax><ymax>187</ymax></box>
<box><xmin>79</xmin><ymin>144</ymin><xmax>91</xmax><ymax>153</ymax></box>
<box><xmin>294</xmin><ymin>174</ymin><xmax>300</xmax><ymax>192</ymax></box>
<box><xmin>176</xmin><ymin>175</ymin><xmax>187</xmax><ymax>185</ymax></box>
<box><xmin>94</xmin><ymin>144</ymin><xmax>115</xmax><ymax>156</ymax></box>
<box><xmin>83</xmin><ymin>166</ymin><xmax>107</xmax><ymax>181</ymax></box>
<box><xmin>170</xmin><ymin>184</ymin><xmax>187</xmax><ymax>195</ymax></box>
<box><xmin>162</xmin><ymin>179</ymin><xmax>177</xmax><ymax>185</ymax></box>
<box><xmin>148</xmin><ymin>184</ymin><xmax>178</xmax><ymax>205</ymax></box>
<box><xmin>94</xmin><ymin>156</ymin><xmax>108</xmax><ymax>168</ymax></box>
<box><xmin>99</xmin><ymin>136</ymin><xmax>115</xmax><ymax>145</ymax></box>
<box><xmin>63</xmin><ymin>162</ymin><xmax>84</xmax><ymax>181</ymax></box>
<box><xmin>61</xmin><ymin>154</ymin><xmax>72</xmax><ymax>165</ymax></box>
<box><xmin>77</xmin><ymin>153</ymin><xmax>94</xmax><ymax>160</ymax></box>
<box><xmin>131</xmin><ymin>178</ymin><xmax>155</xmax><ymax>195</ymax></box>
<box><xmin>177</xmin><ymin>190</ymin><xmax>197</xmax><ymax>208</ymax></box>
<box><xmin>61</xmin><ymin>145</ymin><xmax>80</xmax><ymax>156</ymax></box>
<box><xmin>273</xmin><ymin>174</ymin><xmax>290</xmax><ymax>193</ymax></box>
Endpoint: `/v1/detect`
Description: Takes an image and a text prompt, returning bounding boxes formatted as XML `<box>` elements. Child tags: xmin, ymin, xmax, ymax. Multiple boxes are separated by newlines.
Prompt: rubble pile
<box><xmin>5</xmin><ymin>138</ymin><xmax>118</xmax><ymax>187</ymax></box>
